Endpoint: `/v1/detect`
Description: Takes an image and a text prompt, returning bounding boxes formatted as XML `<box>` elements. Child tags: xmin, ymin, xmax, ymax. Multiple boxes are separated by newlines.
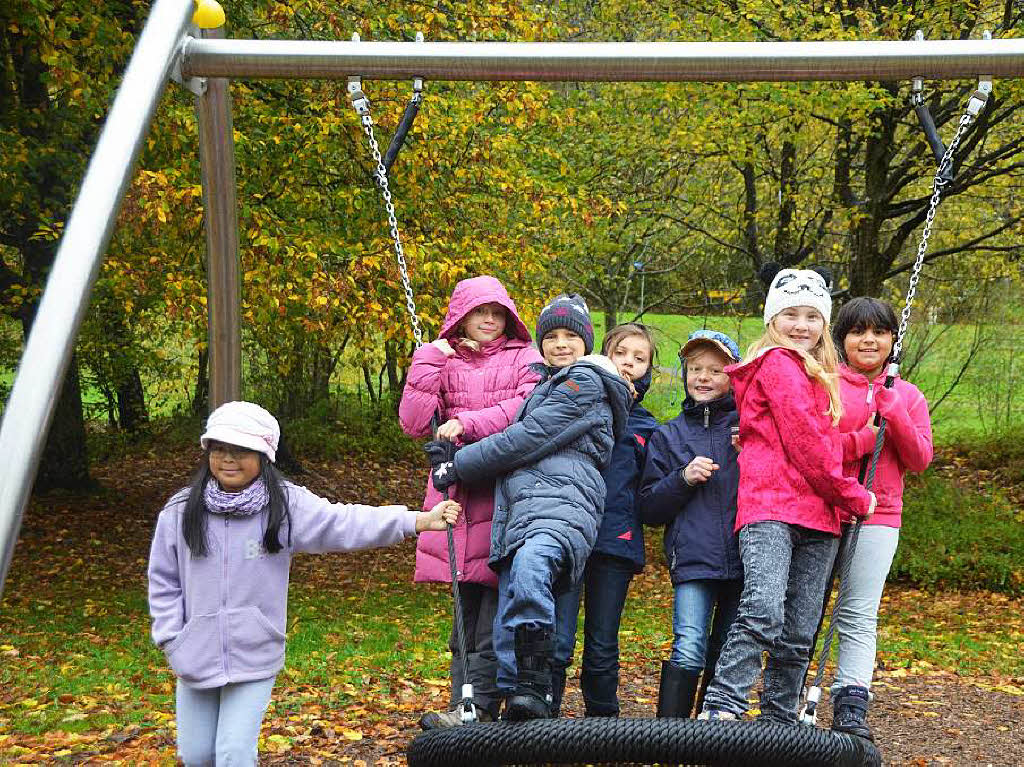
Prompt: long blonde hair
<box><xmin>745</xmin><ymin>320</ymin><xmax>843</xmax><ymax>425</ymax></box>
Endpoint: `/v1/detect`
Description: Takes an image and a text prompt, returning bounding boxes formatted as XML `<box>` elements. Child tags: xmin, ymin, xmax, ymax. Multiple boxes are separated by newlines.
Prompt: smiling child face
<box><xmin>541</xmin><ymin>328</ymin><xmax>586</xmax><ymax>368</ymax></box>
<box><xmin>685</xmin><ymin>347</ymin><xmax>732</xmax><ymax>403</ymax></box>
<box><xmin>208</xmin><ymin>441</ymin><xmax>261</xmax><ymax>492</ymax></box>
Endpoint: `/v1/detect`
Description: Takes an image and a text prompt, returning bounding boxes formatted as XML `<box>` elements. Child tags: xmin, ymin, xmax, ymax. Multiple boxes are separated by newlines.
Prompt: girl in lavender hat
<box><xmin>148</xmin><ymin>400</ymin><xmax>459</xmax><ymax>766</ymax></box>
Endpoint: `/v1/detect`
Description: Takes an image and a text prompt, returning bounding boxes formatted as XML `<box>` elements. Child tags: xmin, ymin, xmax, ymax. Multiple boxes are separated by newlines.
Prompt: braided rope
<box><xmin>409</xmin><ymin>718</ymin><xmax>881</xmax><ymax>767</ymax></box>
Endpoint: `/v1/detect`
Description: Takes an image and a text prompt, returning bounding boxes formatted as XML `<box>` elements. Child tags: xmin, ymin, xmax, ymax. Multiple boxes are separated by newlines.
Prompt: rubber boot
<box><xmin>505</xmin><ymin>626</ymin><xmax>554</xmax><ymax>721</ymax></box>
<box><xmin>832</xmin><ymin>685</ymin><xmax>874</xmax><ymax>742</ymax></box>
<box><xmin>656</xmin><ymin>661</ymin><xmax>700</xmax><ymax>718</ymax></box>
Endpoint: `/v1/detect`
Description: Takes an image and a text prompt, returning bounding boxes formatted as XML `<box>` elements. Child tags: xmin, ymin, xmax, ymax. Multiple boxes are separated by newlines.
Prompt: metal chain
<box><xmin>893</xmin><ymin>112</ymin><xmax>974</xmax><ymax>362</ymax></box>
<box><xmin>350</xmin><ymin>86</ymin><xmax>425</xmax><ymax>348</ymax></box>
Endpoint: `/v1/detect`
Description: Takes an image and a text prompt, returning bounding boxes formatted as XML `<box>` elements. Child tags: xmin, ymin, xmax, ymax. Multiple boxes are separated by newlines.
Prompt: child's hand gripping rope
<box><xmin>417</xmin><ymin>500</ymin><xmax>462</xmax><ymax>532</ymax></box>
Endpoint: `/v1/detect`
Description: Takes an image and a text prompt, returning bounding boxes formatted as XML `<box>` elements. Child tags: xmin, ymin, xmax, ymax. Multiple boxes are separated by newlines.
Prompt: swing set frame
<box><xmin>1</xmin><ymin>0</ymin><xmax>1022</xmax><ymax>594</ymax></box>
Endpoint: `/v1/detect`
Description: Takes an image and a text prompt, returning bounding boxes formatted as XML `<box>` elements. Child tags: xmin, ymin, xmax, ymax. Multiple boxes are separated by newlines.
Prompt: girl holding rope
<box><xmin>699</xmin><ymin>268</ymin><xmax>876</xmax><ymax>724</ymax></box>
<box><xmin>829</xmin><ymin>297</ymin><xmax>933</xmax><ymax>740</ymax></box>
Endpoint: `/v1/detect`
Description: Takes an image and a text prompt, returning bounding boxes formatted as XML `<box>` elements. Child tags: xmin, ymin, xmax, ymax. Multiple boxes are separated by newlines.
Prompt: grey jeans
<box><xmin>176</xmin><ymin>675</ymin><xmax>276</xmax><ymax>766</ymax></box>
<box><xmin>834</xmin><ymin>524</ymin><xmax>900</xmax><ymax>689</ymax></box>
<box><xmin>702</xmin><ymin>521</ymin><xmax>838</xmax><ymax>723</ymax></box>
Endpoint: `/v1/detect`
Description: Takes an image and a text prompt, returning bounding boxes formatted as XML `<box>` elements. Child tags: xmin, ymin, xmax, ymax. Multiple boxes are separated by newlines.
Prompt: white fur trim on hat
<box><xmin>200</xmin><ymin>401</ymin><xmax>280</xmax><ymax>462</ymax></box>
<box><xmin>763</xmin><ymin>269</ymin><xmax>832</xmax><ymax>326</ymax></box>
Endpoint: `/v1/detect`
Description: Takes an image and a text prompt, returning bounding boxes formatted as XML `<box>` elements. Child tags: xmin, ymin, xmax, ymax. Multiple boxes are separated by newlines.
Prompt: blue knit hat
<box><xmin>536</xmin><ymin>294</ymin><xmax>595</xmax><ymax>354</ymax></box>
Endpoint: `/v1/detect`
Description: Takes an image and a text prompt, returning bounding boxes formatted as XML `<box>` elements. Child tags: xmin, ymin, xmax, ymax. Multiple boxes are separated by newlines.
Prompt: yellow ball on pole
<box><xmin>193</xmin><ymin>0</ymin><xmax>225</xmax><ymax>29</ymax></box>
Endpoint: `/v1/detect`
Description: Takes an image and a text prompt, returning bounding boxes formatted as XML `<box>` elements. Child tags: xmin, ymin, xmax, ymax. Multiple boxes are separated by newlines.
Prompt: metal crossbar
<box><xmin>179</xmin><ymin>38</ymin><xmax>1024</xmax><ymax>82</ymax></box>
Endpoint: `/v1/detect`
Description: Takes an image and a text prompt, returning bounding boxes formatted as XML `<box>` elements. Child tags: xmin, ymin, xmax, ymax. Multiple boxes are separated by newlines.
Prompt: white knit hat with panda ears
<box><xmin>200</xmin><ymin>401</ymin><xmax>280</xmax><ymax>462</ymax></box>
<box><xmin>763</xmin><ymin>268</ymin><xmax>833</xmax><ymax>326</ymax></box>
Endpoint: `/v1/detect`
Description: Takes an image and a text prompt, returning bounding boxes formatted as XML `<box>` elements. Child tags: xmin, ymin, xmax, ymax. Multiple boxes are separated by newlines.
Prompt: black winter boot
<box><xmin>832</xmin><ymin>685</ymin><xmax>874</xmax><ymax>742</ymax></box>
<box><xmin>656</xmin><ymin>661</ymin><xmax>701</xmax><ymax>718</ymax></box>
<box><xmin>505</xmin><ymin>626</ymin><xmax>554</xmax><ymax>721</ymax></box>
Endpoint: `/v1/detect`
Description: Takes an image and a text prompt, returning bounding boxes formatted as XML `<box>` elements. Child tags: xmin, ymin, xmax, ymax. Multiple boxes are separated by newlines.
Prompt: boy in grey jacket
<box><xmin>431</xmin><ymin>295</ymin><xmax>632</xmax><ymax>720</ymax></box>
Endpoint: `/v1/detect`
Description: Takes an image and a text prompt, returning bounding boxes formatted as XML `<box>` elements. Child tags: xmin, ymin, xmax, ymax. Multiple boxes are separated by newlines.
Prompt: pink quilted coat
<box><xmin>727</xmin><ymin>347</ymin><xmax>873</xmax><ymax>536</ymax></box>
<box><xmin>837</xmin><ymin>365</ymin><xmax>933</xmax><ymax>528</ymax></box>
<box><xmin>399</xmin><ymin>276</ymin><xmax>543</xmax><ymax>586</ymax></box>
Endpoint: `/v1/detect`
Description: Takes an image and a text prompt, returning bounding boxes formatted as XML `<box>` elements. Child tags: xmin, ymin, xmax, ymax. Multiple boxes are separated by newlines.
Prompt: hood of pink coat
<box><xmin>440</xmin><ymin>276</ymin><xmax>532</xmax><ymax>343</ymax></box>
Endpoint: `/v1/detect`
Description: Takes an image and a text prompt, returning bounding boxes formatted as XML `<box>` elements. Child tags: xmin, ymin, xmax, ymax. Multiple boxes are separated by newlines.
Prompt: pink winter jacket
<box><xmin>727</xmin><ymin>347</ymin><xmax>873</xmax><ymax>535</ymax></box>
<box><xmin>399</xmin><ymin>276</ymin><xmax>543</xmax><ymax>586</ymax></box>
<box><xmin>837</xmin><ymin>365</ymin><xmax>933</xmax><ymax>528</ymax></box>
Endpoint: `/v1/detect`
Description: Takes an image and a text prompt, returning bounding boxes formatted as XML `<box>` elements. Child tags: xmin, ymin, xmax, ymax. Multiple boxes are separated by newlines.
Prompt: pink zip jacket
<box><xmin>398</xmin><ymin>276</ymin><xmax>542</xmax><ymax>586</ymax></box>
<box><xmin>148</xmin><ymin>482</ymin><xmax>418</xmax><ymax>689</ymax></box>
<box><xmin>838</xmin><ymin>365</ymin><xmax>933</xmax><ymax>528</ymax></box>
<box><xmin>727</xmin><ymin>347</ymin><xmax>872</xmax><ymax>535</ymax></box>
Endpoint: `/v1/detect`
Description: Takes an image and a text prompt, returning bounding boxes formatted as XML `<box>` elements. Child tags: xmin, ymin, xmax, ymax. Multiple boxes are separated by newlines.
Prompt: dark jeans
<box><xmin>702</xmin><ymin>521</ymin><xmax>839</xmax><ymax>723</ymax></box>
<box><xmin>554</xmin><ymin>553</ymin><xmax>635</xmax><ymax>716</ymax></box>
<box><xmin>494</xmin><ymin>532</ymin><xmax>568</xmax><ymax>694</ymax></box>
<box><xmin>448</xmin><ymin>583</ymin><xmax>500</xmax><ymax>717</ymax></box>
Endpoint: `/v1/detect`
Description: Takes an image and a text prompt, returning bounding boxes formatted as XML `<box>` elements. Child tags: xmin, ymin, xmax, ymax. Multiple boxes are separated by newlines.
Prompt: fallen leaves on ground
<box><xmin>1</xmin><ymin>449</ymin><xmax>1023</xmax><ymax>764</ymax></box>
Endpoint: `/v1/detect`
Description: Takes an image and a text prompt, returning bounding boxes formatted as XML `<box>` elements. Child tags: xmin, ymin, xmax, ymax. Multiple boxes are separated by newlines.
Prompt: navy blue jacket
<box><xmin>454</xmin><ymin>355</ymin><xmax>632</xmax><ymax>586</ymax></box>
<box><xmin>638</xmin><ymin>393</ymin><xmax>742</xmax><ymax>584</ymax></box>
<box><xmin>591</xmin><ymin>369</ymin><xmax>659</xmax><ymax>572</ymax></box>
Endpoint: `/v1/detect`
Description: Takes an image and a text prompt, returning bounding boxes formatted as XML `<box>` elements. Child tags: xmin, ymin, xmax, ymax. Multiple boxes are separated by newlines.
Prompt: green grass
<box><xmin>4</xmin><ymin>312</ymin><xmax>1023</xmax><ymax>443</ymax></box>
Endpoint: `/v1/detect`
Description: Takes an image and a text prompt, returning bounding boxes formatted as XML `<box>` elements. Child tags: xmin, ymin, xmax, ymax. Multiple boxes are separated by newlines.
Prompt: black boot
<box><xmin>505</xmin><ymin>626</ymin><xmax>554</xmax><ymax>721</ymax></box>
<box><xmin>656</xmin><ymin>661</ymin><xmax>701</xmax><ymax>718</ymax></box>
<box><xmin>832</xmin><ymin>685</ymin><xmax>874</xmax><ymax>742</ymax></box>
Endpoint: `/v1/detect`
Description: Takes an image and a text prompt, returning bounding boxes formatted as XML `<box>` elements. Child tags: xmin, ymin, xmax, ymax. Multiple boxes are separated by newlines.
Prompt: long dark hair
<box><xmin>832</xmin><ymin>297</ymin><xmax>899</xmax><ymax>365</ymax></box>
<box><xmin>183</xmin><ymin>454</ymin><xmax>291</xmax><ymax>558</ymax></box>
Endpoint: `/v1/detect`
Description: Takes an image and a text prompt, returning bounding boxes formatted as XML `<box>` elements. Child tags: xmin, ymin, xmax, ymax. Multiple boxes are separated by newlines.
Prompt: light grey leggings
<box><xmin>833</xmin><ymin>525</ymin><xmax>900</xmax><ymax>689</ymax></box>
<box><xmin>176</xmin><ymin>676</ymin><xmax>276</xmax><ymax>766</ymax></box>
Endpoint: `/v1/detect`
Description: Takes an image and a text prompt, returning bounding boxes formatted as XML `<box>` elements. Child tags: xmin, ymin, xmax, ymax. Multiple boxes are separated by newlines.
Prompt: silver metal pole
<box><xmin>196</xmin><ymin>27</ymin><xmax>242</xmax><ymax>410</ymax></box>
<box><xmin>0</xmin><ymin>0</ymin><xmax>195</xmax><ymax>596</ymax></box>
<box><xmin>181</xmin><ymin>38</ymin><xmax>1024</xmax><ymax>82</ymax></box>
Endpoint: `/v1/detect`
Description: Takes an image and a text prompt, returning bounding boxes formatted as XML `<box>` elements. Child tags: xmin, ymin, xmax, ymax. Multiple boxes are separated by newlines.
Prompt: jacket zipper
<box><xmin>222</xmin><ymin>515</ymin><xmax>229</xmax><ymax>679</ymax></box>
<box><xmin>703</xmin><ymin>405</ymin><xmax>710</xmax><ymax>429</ymax></box>
<box><xmin>866</xmin><ymin>382</ymin><xmax>875</xmax><ymax>404</ymax></box>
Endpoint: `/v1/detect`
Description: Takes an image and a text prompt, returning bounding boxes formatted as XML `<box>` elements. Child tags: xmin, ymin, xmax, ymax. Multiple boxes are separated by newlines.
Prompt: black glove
<box><xmin>424</xmin><ymin>439</ymin><xmax>458</xmax><ymax>469</ymax></box>
<box><xmin>431</xmin><ymin>461</ymin><xmax>459</xmax><ymax>493</ymax></box>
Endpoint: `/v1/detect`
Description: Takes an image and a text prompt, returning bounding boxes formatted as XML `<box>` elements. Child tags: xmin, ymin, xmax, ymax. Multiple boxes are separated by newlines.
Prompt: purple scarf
<box><xmin>204</xmin><ymin>477</ymin><xmax>269</xmax><ymax>516</ymax></box>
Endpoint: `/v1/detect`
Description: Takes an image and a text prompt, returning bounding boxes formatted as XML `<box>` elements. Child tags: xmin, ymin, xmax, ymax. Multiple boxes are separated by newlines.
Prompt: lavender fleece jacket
<box><xmin>148</xmin><ymin>481</ymin><xmax>418</xmax><ymax>689</ymax></box>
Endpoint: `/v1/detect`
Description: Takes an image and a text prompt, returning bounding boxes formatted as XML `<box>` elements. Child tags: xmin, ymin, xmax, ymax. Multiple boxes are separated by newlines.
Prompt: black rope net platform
<box><xmin>408</xmin><ymin>718</ymin><xmax>881</xmax><ymax>767</ymax></box>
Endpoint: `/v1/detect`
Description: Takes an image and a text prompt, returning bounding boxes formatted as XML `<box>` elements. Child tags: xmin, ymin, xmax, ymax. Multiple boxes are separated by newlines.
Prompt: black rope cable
<box><xmin>430</xmin><ymin>412</ymin><xmax>476</xmax><ymax>722</ymax></box>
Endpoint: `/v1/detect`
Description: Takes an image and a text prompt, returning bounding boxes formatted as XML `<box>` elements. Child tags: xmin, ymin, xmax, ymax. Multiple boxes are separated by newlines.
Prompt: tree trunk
<box><xmin>774</xmin><ymin>138</ymin><xmax>798</xmax><ymax>264</ymax></box>
<box><xmin>603</xmin><ymin>309</ymin><xmax>617</xmax><ymax>336</ymax></box>
<box><xmin>32</xmin><ymin>351</ymin><xmax>93</xmax><ymax>492</ymax></box>
<box><xmin>362</xmin><ymin>364</ymin><xmax>377</xmax><ymax>404</ymax></box>
<box><xmin>17</xmin><ymin>240</ymin><xmax>92</xmax><ymax>491</ymax></box>
<box><xmin>192</xmin><ymin>348</ymin><xmax>209</xmax><ymax>416</ymax></box>
<box><xmin>116</xmin><ymin>366</ymin><xmax>148</xmax><ymax>434</ymax></box>
<box><xmin>848</xmin><ymin>92</ymin><xmax>899</xmax><ymax>297</ymax></box>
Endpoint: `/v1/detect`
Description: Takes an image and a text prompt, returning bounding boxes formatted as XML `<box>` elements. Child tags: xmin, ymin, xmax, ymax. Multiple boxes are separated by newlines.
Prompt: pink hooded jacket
<box><xmin>837</xmin><ymin>365</ymin><xmax>933</xmax><ymax>528</ymax></box>
<box><xmin>399</xmin><ymin>276</ymin><xmax>543</xmax><ymax>586</ymax></box>
<box><xmin>727</xmin><ymin>347</ymin><xmax>872</xmax><ymax>535</ymax></box>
